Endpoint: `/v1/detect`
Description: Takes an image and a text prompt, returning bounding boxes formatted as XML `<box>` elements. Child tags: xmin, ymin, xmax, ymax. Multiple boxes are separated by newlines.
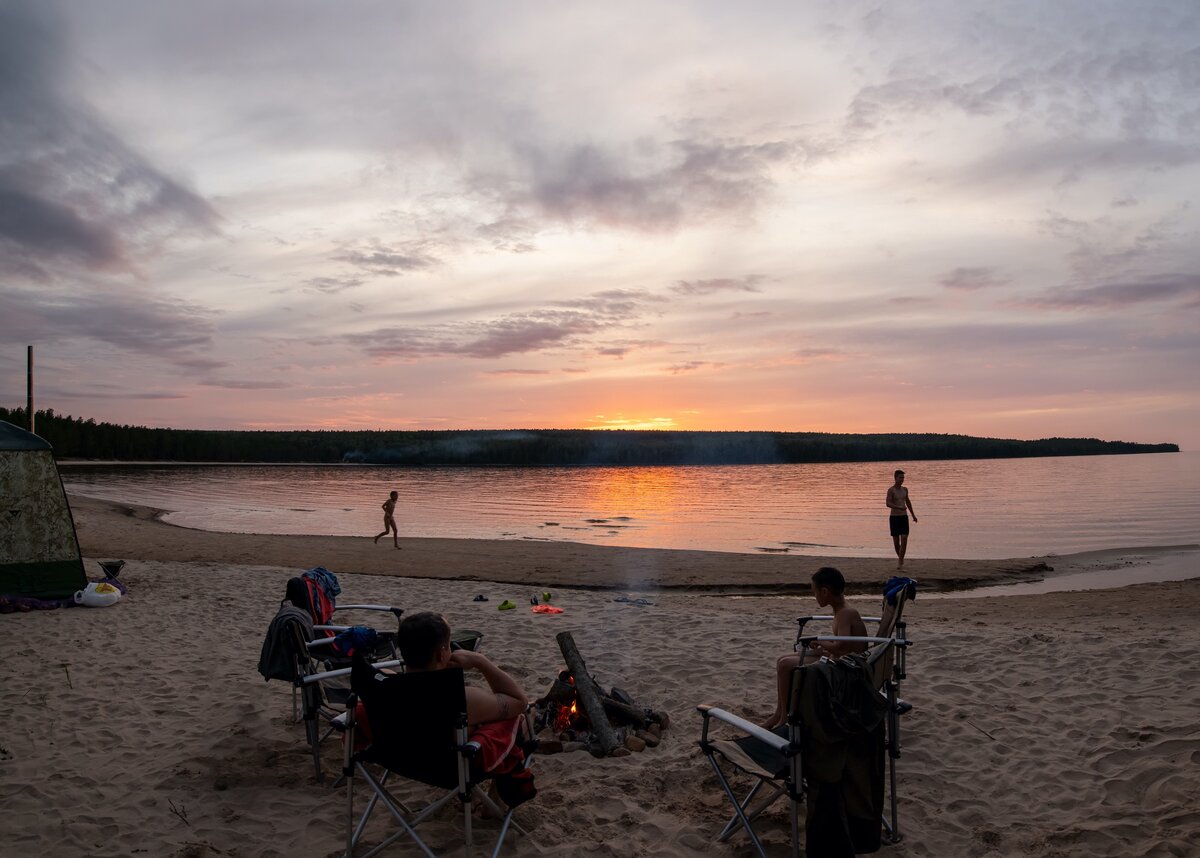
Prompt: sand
<box><xmin>0</xmin><ymin>498</ymin><xmax>1197</xmax><ymax>857</ymax></box>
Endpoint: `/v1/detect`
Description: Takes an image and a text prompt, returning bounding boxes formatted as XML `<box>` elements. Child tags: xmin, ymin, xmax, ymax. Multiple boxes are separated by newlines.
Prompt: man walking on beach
<box><xmin>886</xmin><ymin>470</ymin><xmax>917</xmax><ymax>566</ymax></box>
<box><xmin>374</xmin><ymin>490</ymin><xmax>401</xmax><ymax>549</ymax></box>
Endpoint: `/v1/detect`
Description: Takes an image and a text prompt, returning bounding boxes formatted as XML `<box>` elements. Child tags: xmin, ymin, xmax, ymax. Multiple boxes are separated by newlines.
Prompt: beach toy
<box><xmin>531</xmin><ymin>605</ymin><xmax>563</xmax><ymax>614</ymax></box>
<box><xmin>74</xmin><ymin>582</ymin><xmax>123</xmax><ymax>608</ymax></box>
<box><xmin>497</xmin><ymin>600</ymin><xmax>516</xmax><ymax>611</ymax></box>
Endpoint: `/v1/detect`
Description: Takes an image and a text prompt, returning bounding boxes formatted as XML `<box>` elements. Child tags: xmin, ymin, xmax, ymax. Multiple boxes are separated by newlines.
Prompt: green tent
<box><xmin>0</xmin><ymin>420</ymin><xmax>87</xmax><ymax>599</ymax></box>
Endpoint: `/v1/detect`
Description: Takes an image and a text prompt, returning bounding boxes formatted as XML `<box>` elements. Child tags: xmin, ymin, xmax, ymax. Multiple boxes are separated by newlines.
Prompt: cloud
<box><xmin>0</xmin><ymin>2</ymin><xmax>218</xmax><ymax>283</ymax></box>
<box><xmin>471</xmin><ymin>137</ymin><xmax>800</xmax><ymax>233</ymax></box>
<box><xmin>332</xmin><ymin>240</ymin><xmax>439</xmax><ymax>276</ymax></box>
<box><xmin>481</xmin><ymin>368</ymin><xmax>551</xmax><ymax>376</ymax></box>
<box><xmin>672</xmin><ymin>275</ymin><xmax>765</xmax><ymax>295</ymax></box>
<box><xmin>349</xmin><ymin>289</ymin><xmax>650</xmax><ymax>360</ymax></box>
<box><xmin>0</xmin><ymin>284</ymin><xmax>221</xmax><ymax>370</ymax></box>
<box><xmin>1024</xmin><ymin>273</ymin><xmax>1200</xmax><ymax>311</ymax></box>
<box><xmin>939</xmin><ymin>267</ymin><xmax>1011</xmax><ymax>291</ymax></box>
<box><xmin>304</xmin><ymin>276</ymin><xmax>365</xmax><ymax>294</ymax></box>
<box><xmin>197</xmin><ymin>379</ymin><xmax>292</xmax><ymax>390</ymax></box>
<box><xmin>668</xmin><ymin>360</ymin><xmax>723</xmax><ymax>373</ymax></box>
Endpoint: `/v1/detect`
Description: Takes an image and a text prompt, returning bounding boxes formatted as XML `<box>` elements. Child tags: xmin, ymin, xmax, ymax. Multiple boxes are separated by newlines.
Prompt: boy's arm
<box><xmin>905</xmin><ymin>494</ymin><xmax>917</xmax><ymax>520</ymax></box>
<box><xmin>452</xmin><ymin>650</ymin><xmax>527</xmax><ymax>724</ymax></box>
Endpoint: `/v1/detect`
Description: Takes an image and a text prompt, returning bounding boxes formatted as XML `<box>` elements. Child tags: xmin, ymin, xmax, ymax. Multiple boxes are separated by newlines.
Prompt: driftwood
<box><xmin>555</xmin><ymin>631</ymin><xmax>620</xmax><ymax>755</ymax></box>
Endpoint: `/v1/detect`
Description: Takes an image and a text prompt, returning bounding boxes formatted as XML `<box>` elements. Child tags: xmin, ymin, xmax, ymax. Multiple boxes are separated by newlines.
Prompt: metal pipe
<box><xmin>27</xmin><ymin>345</ymin><xmax>34</xmax><ymax>434</ymax></box>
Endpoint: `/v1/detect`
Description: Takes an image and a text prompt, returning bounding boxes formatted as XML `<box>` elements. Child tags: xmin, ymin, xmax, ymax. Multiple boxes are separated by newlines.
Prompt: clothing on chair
<box><xmin>796</xmin><ymin>653</ymin><xmax>887</xmax><ymax>856</ymax></box>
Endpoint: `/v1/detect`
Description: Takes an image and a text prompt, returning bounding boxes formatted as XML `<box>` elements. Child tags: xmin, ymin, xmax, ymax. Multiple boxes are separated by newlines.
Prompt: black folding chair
<box><xmin>340</xmin><ymin>657</ymin><xmax>536</xmax><ymax>857</ymax></box>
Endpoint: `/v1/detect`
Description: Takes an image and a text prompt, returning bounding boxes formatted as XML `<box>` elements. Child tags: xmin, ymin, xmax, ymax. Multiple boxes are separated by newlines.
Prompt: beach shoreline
<box><xmin>67</xmin><ymin>494</ymin><xmax>1198</xmax><ymax>594</ymax></box>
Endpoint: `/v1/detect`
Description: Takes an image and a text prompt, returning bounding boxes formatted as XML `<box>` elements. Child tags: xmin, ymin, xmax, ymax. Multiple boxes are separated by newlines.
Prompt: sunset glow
<box><xmin>1</xmin><ymin>1</ymin><xmax>1197</xmax><ymax>447</ymax></box>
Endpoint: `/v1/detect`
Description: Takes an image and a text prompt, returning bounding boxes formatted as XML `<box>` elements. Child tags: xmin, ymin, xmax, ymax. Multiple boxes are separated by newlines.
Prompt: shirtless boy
<box><xmin>374</xmin><ymin>490</ymin><xmax>401</xmax><ymax>549</ymax></box>
<box><xmin>886</xmin><ymin>469</ymin><xmax>917</xmax><ymax>566</ymax></box>
<box><xmin>762</xmin><ymin>566</ymin><xmax>867</xmax><ymax>730</ymax></box>
<box><xmin>397</xmin><ymin>612</ymin><xmax>527</xmax><ymax>727</ymax></box>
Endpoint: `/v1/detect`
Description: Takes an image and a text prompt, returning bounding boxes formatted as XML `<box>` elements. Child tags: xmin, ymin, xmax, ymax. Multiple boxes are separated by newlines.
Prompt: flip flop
<box><xmin>497</xmin><ymin>600</ymin><xmax>516</xmax><ymax>611</ymax></box>
<box><xmin>613</xmin><ymin>596</ymin><xmax>654</xmax><ymax>606</ymax></box>
<box><xmin>472</xmin><ymin>594</ymin><xmax>488</xmax><ymax>602</ymax></box>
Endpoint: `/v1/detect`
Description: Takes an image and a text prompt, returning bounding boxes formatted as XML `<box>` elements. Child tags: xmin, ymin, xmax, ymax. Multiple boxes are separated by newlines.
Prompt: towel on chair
<box><xmin>471</xmin><ymin>717</ymin><xmax>537</xmax><ymax>807</ymax></box>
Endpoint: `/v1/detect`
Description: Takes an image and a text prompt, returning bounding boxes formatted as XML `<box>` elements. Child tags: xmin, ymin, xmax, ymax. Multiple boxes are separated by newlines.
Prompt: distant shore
<box><xmin>68</xmin><ymin>494</ymin><xmax>1196</xmax><ymax>592</ymax></box>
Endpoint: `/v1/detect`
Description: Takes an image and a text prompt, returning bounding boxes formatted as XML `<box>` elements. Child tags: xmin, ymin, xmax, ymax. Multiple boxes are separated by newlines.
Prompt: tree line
<box><xmin>0</xmin><ymin>406</ymin><xmax>1178</xmax><ymax>465</ymax></box>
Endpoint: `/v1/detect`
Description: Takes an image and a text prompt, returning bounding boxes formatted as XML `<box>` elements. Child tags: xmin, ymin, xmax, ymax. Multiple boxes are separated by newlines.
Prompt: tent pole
<box><xmin>27</xmin><ymin>345</ymin><xmax>35</xmax><ymax>434</ymax></box>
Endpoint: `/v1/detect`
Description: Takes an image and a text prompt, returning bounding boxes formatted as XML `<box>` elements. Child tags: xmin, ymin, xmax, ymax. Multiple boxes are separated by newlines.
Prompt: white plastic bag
<box><xmin>74</xmin><ymin>582</ymin><xmax>123</xmax><ymax>607</ymax></box>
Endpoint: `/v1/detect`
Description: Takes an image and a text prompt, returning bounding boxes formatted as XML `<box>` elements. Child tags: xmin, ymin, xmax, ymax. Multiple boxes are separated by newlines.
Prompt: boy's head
<box><xmin>894</xmin><ymin>469</ymin><xmax>905</xmax><ymax>484</ymax></box>
<box><xmin>389</xmin><ymin>490</ymin><xmax>399</xmax><ymax>499</ymax></box>
<box><xmin>397</xmin><ymin>611</ymin><xmax>451</xmax><ymax>670</ymax></box>
<box><xmin>810</xmin><ymin>566</ymin><xmax>846</xmax><ymax>606</ymax></box>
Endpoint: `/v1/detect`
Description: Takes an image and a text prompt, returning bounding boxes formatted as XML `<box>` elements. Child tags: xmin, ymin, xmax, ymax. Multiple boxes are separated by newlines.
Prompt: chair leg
<box><xmin>703</xmin><ymin>754</ymin><xmax>771</xmax><ymax>858</ymax></box>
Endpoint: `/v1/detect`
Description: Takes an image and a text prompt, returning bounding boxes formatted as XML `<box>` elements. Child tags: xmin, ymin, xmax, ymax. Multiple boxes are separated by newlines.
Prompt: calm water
<box><xmin>60</xmin><ymin>452</ymin><xmax>1199</xmax><ymax>559</ymax></box>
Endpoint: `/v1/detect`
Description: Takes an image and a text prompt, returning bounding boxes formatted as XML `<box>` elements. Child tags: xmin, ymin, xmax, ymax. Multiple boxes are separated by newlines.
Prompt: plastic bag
<box><xmin>74</xmin><ymin>582</ymin><xmax>123</xmax><ymax>608</ymax></box>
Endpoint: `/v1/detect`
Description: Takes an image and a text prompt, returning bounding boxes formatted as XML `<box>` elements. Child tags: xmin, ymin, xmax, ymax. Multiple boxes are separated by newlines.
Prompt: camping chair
<box><xmin>285</xmin><ymin>569</ymin><xmax>405</xmax><ymax>645</ymax></box>
<box><xmin>698</xmin><ymin>640</ymin><xmax>906</xmax><ymax>857</ymax></box>
<box><xmin>289</xmin><ymin>622</ymin><xmax>404</xmax><ymax>783</ymax></box>
<box><xmin>794</xmin><ymin>577</ymin><xmax>915</xmax><ymax>844</ymax></box>
<box><xmin>339</xmin><ymin>655</ymin><xmax>537</xmax><ymax>858</ymax></box>
<box><xmin>794</xmin><ymin>576</ymin><xmax>916</xmax><ymax>650</ymax></box>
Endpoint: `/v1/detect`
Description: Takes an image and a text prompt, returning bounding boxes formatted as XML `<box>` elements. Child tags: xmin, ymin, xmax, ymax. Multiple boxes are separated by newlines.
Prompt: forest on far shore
<box><xmin>1</xmin><ymin>407</ymin><xmax>1178</xmax><ymax>466</ymax></box>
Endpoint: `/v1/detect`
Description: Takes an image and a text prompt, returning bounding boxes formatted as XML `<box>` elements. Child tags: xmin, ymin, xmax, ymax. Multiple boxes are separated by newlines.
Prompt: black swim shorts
<box><xmin>889</xmin><ymin>515</ymin><xmax>909</xmax><ymax>537</ymax></box>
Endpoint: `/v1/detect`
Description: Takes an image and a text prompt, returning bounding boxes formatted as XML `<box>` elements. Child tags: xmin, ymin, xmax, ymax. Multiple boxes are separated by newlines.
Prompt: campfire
<box><xmin>534</xmin><ymin>632</ymin><xmax>670</xmax><ymax>757</ymax></box>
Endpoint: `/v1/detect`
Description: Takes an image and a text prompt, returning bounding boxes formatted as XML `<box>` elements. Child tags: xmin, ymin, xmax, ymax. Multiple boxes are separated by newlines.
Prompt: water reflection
<box><xmin>60</xmin><ymin>452</ymin><xmax>1200</xmax><ymax>558</ymax></box>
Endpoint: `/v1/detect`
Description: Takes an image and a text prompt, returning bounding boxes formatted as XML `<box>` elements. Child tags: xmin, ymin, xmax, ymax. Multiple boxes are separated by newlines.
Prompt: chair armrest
<box><xmin>696</xmin><ymin>705</ymin><xmax>791</xmax><ymax>753</ymax></box>
<box><xmin>798</xmin><ymin>635</ymin><xmax>906</xmax><ymax>646</ymax></box>
<box><xmin>334</xmin><ymin>605</ymin><xmax>402</xmax><ymax>617</ymax></box>
<box><xmin>301</xmin><ymin>658</ymin><xmax>403</xmax><ymax>684</ymax></box>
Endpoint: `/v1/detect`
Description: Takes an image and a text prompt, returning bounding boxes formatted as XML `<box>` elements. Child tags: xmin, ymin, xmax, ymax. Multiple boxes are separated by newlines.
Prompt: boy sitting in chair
<box><xmin>762</xmin><ymin>567</ymin><xmax>868</xmax><ymax>730</ymax></box>
<box><xmin>397</xmin><ymin>612</ymin><xmax>527</xmax><ymax>727</ymax></box>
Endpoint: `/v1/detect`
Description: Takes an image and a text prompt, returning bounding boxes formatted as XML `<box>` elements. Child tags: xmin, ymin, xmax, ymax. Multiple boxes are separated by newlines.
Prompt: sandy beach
<box><xmin>1</xmin><ymin>497</ymin><xmax>1197</xmax><ymax>857</ymax></box>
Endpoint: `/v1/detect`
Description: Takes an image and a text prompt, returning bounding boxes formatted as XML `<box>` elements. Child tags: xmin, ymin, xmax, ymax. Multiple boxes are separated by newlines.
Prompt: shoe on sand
<box><xmin>498</xmin><ymin>599</ymin><xmax>516</xmax><ymax>611</ymax></box>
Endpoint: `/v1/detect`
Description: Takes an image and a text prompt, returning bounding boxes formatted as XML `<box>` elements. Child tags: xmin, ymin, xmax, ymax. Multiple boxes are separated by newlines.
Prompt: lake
<box><xmin>59</xmin><ymin>452</ymin><xmax>1199</xmax><ymax>559</ymax></box>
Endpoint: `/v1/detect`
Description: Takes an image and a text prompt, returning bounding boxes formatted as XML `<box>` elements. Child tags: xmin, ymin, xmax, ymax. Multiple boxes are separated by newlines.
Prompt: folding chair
<box><xmin>794</xmin><ymin>577</ymin><xmax>915</xmax><ymax>844</ymax></box>
<box><xmin>285</xmin><ymin>569</ymin><xmax>405</xmax><ymax>645</ymax></box>
<box><xmin>698</xmin><ymin>640</ymin><xmax>900</xmax><ymax>858</ymax></box>
<box><xmin>339</xmin><ymin>656</ymin><xmax>537</xmax><ymax>858</ymax></box>
<box><xmin>293</xmin><ymin>624</ymin><xmax>404</xmax><ymax>783</ymax></box>
<box><xmin>794</xmin><ymin>576</ymin><xmax>915</xmax><ymax>649</ymax></box>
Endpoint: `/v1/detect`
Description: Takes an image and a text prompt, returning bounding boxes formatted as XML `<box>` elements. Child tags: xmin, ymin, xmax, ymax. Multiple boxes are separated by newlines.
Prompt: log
<box><xmin>601</xmin><ymin>696</ymin><xmax>648</xmax><ymax>729</ymax></box>
<box><xmin>555</xmin><ymin>631</ymin><xmax>620</xmax><ymax>756</ymax></box>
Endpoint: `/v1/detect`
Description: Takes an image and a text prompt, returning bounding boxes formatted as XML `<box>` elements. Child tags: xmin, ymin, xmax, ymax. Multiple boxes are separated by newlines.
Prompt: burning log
<box><xmin>555</xmin><ymin>631</ymin><xmax>620</xmax><ymax>756</ymax></box>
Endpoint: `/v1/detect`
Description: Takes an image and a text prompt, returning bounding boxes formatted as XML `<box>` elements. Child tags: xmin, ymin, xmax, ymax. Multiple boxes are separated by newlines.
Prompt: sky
<box><xmin>1</xmin><ymin>0</ymin><xmax>1198</xmax><ymax>447</ymax></box>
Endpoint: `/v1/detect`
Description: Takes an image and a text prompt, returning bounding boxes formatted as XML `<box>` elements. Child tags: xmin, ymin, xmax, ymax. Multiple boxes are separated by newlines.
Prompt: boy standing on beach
<box><xmin>886</xmin><ymin>469</ymin><xmax>917</xmax><ymax>566</ymax></box>
<box><xmin>762</xmin><ymin>567</ymin><xmax>867</xmax><ymax>730</ymax></box>
<box><xmin>374</xmin><ymin>490</ymin><xmax>401</xmax><ymax>549</ymax></box>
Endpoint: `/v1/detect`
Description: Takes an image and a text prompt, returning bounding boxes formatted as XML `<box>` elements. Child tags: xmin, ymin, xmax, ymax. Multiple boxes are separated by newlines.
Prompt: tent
<box><xmin>0</xmin><ymin>420</ymin><xmax>87</xmax><ymax>600</ymax></box>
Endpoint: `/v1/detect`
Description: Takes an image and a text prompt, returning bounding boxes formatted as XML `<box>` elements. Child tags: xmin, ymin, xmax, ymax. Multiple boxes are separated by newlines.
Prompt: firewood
<box><xmin>601</xmin><ymin>697</ymin><xmax>648</xmax><ymax>729</ymax></box>
<box><xmin>555</xmin><ymin>631</ymin><xmax>620</xmax><ymax>756</ymax></box>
